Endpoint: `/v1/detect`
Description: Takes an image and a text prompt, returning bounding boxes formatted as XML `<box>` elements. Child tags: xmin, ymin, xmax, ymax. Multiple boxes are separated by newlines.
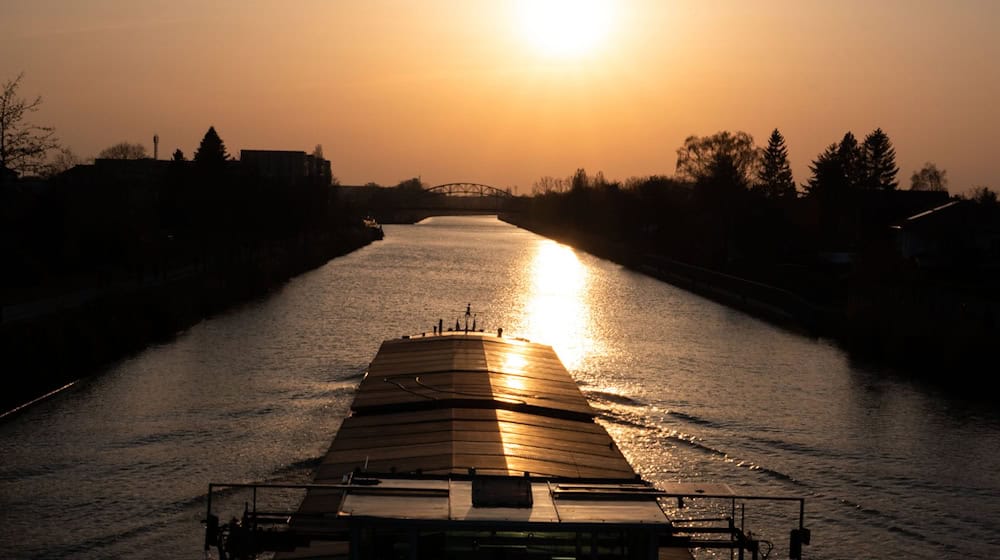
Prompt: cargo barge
<box><xmin>204</xmin><ymin>311</ymin><xmax>809</xmax><ymax>559</ymax></box>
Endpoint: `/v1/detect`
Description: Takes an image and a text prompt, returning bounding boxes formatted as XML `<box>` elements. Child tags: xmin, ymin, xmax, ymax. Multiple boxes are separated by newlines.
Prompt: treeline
<box><xmin>3</xmin><ymin>127</ymin><xmax>367</xmax><ymax>299</ymax></box>
<box><xmin>512</xmin><ymin>129</ymin><xmax>999</xmax><ymax>383</ymax></box>
<box><xmin>1</xmin><ymin>127</ymin><xmax>381</xmax><ymax>412</ymax></box>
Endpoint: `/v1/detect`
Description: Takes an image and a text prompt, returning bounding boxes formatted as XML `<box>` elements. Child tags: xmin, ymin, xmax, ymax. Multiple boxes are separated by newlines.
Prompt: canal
<box><xmin>1</xmin><ymin>215</ymin><xmax>997</xmax><ymax>559</ymax></box>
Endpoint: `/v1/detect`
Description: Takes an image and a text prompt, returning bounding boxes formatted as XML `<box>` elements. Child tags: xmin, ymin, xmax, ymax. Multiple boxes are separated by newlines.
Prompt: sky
<box><xmin>2</xmin><ymin>0</ymin><xmax>998</xmax><ymax>196</ymax></box>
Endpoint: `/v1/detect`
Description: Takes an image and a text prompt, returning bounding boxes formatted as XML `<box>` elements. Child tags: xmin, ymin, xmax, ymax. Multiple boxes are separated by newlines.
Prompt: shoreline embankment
<box><xmin>500</xmin><ymin>212</ymin><xmax>996</xmax><ymax>388</ymax></box>
<box><xmin>1</xmin><ymin>226</ymin><xmax>383</xmax><ymax>415</ymax></box>
<box><xmin>499</xmin><ymin>213</ymin><xmax>842</xmax><ymax>337</ymax></box>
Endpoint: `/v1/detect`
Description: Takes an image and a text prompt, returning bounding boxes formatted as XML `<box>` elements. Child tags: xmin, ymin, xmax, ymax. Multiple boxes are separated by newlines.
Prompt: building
<box><xmin>240</xmin><ymin>149</ymin><xmax>332</xmax><ymax>186</ymax></box>
<box><xmin>892</xmin><ymin>199</ymin><xmax>1000</xmax><ymax>270</ymax></box>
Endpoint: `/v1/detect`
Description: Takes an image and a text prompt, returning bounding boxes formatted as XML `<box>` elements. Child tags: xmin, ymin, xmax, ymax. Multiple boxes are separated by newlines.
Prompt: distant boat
<box><xmin>204</xmin><ymin>308</ymin><xmax>810</xmax><ymax>559</ymax></box>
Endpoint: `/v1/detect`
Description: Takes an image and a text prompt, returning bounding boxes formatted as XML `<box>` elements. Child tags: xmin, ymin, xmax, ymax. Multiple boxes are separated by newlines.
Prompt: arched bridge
<box><xmin>413</xmin><ymin>183</ymin><xmax>519</xmax><ymax>218</ymax></box>
<box><xmin>426</xmin><ymin>183</ymin><xmax>513</xmax><ymax>198</ymax></box>
<box><xmin>338</xmin><ymin>181</ymin><xmax>525</xmax><ymax>223</ymax></box>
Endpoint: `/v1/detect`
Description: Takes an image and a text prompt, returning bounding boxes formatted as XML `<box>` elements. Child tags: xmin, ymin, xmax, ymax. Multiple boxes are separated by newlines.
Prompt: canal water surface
<box><xmin>1</xmin><ymin>215</ymin><xmax>998</xmax><ymax>559</ymax></box>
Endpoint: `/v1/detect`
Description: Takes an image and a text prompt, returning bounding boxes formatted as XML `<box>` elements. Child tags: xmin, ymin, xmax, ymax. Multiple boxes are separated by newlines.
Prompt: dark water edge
<box><xmin>1</xmin><ymin>226</ymin><xmax>383</xmax><ymax>415</ymax></box>
<box><xmin>499</xmin><ymin>212</ymin><xmax>994</xmax><ymax>396</ymax></box>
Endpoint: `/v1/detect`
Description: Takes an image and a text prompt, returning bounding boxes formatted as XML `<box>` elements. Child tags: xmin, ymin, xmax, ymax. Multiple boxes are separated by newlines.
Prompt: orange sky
<box><xmin>2</xmin><ymin>0</ymin><xmax>997</xmax><ymax>196</ymax></box>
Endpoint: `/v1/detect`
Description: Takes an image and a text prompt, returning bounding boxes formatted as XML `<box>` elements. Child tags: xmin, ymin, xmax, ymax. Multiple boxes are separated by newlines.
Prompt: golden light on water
<box><xmin>521</xmin><ymin>240</ymin><xmax>593</xmax><ymax>370</ymax></box>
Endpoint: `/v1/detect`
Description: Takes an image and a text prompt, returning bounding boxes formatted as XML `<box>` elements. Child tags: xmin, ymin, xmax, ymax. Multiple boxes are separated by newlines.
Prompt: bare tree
<box><xmin>98</xmin><ymin>141</ymin><xmax>148</xmax><ymax>160</ymax></box>
<box><xmin>0</xmin><ymin>72</ymin><xmax>58</xmax><ymax>176</ymax></box>
<box><xmin>910</xmin><ymin>162</ymin><xmax>948</xmax><ymax>192</ymax></box>
<box><xmin>532</xmin><ymin>175</ymin><xmax>567</xmax><ymax>195</ymax></box>
<box><xmin>570</xmin><ymin>168</ymin><xmax>589</xmax><ymax>191</ymax></box>
<box><xmin>968</xmin><ymin>185</ymin><xmax>998</xmax><ymax>206</ymax></box>
<box><xmin>42</xmin><ymin>147</ymin><xmax>82</xmax><ymax>178</ymax></box>
<box><xmin>675</xmin><ymin>131</ymin><xmax>759</xmax><ymax>187</ymax></box>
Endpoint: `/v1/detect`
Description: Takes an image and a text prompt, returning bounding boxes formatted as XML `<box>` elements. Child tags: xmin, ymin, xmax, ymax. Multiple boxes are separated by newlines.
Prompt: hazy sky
<box><xmin>2</xmin><ymin>0</ymin><xmax>997</xmax><ymax>196</ymax></box>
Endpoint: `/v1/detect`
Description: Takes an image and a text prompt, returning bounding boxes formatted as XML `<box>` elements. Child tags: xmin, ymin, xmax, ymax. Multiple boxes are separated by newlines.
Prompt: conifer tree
<box><xmin>836</xmin><ymin>132</ymin><xmax>864</xmax><ymax>190</ymax></box>
<box><xmin>861</xmin><ymin>128</ymin><xmax>899</xmax><ymax>190</ymax></box>
<box><xmin>193</xmin><ymin>126</ymin><xmax>228</xmax><ymax>166</ymax></box>
<box><xmin>755</xmin><ymin>128</ymin><xmax>796</xmax><ymax>198</ymax></box>
<box><xmin>805</xmin><ymin>143</ymin><xmax>845</xmax><ymax>197</ymax></box>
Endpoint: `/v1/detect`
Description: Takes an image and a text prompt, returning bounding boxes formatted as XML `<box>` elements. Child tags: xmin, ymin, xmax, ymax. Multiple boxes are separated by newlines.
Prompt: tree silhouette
<box><xmin>910</xmin><ymin>162</ymin><xmax>947</xmax><ymax>192</ymax></box>
<box><xmin>675</xmin><ymin>131</ymin><xmax>759</xmax><ymax>188</ymax></box>
<box><xmin>193</xmin><ymin>126</ymin><xmax>228</xmax><ymax>166</ymax></box>
<box><xmin>0</xmin><ymin>72</ymin><xmax>58</xmax><ymax>176</ymax></box>
<box><xmin>805</xmin><ymin>143</ymin><xmax>846</xmax><ymax>197</ymax></box>
<box><xmin>98</xmin><ymin>141</ymin><xmax>147</xmax><ymax>159</ymax></box>
<box><xmin>570</xmin><ymin>167</ymin><xmax>589</xmax><ymax>191</ymax></box>
<box><xmin>861</xmin><ymin>128</ymin><xmax>898</xmax><ymax>190</ymax></box>
<box><xmin>805</xmin><ymin>131</ymin><xmax>880</xmax><ymax>197</ymax></box>
<box><xmin>968</xmin><ymin>186</ymin><xmax>998</xmax><ymax>207</ymax></box>
<box><xmin>532</xmin><ymin>176</ymin><xmax>567</xmax><ymax>194</ymax></box>
<box><xmin>42</xmin><ymin>147</ymin><xmax>81</xmax><ymax>178</ymax></box>
<box><xmin>836</xmin><ymin>132</ymin><xmax>864</xmax><ymax>190</ymax></box>
<box><xmin>754</xmin><ymin>128</ymin><xmax>796</xmax><ymax>198</ymax></box>
<box><xmin>395</xmin><ymin>177</ymin><xmax>423</xmax><ymax>191</ymax></box>
<box><xmin>172</xmin><ymin>148</ymin><xmax>186</xmax><ymax>161</ymax></box>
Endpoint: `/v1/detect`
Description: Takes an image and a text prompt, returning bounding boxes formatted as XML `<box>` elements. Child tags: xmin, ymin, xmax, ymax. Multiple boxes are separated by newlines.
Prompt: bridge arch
<box><xmin>426</xmin><ymin>183</ymin><xmax>512</xmax><ymax>197</ymax></box>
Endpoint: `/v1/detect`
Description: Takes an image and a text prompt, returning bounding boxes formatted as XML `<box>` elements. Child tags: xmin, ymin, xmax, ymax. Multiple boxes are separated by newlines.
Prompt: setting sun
<box><xmin>515</xmin><ymin>0</ymin><xmax>615</xmax><ymax>58</ymax></box>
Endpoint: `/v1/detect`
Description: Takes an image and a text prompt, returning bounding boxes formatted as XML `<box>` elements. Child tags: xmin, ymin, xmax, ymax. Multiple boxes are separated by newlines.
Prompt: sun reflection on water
<box><xmin>519</xmin><ymin>239</ymin><xmax>594</xmax><ymax>371</ymax></box>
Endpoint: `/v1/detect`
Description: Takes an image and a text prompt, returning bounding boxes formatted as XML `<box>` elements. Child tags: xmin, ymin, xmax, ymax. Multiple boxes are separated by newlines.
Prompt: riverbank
<box><xmin>500</xmin><ymin>212</ymin><xmax>995</xmax><ymax>385</ymax></box>
<box><xmin>1</xmin><ymin>225</ymin><xmax>383</xmax><ymax>415</ymax></box>
<box><xmin>500</xmin><ymin>213</ymin><xmax>840</xmax><ymax>334</ymax></box>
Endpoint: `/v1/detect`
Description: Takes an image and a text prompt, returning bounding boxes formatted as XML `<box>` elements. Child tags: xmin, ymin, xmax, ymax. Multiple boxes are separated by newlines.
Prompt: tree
<box><xmin>804</xmin><ymin>131</ymin><xmax>880</xmax><ymax>197</ymax></box>
<box><xmin>591</xmin><ymin>170</ymin><xmax>619</xmax><ymax>191</ymax></box>
<box><xmin>0</xmin><ymin>72</ymin><xmax>58</xmax><ymax>176</ymax></box>
<box><xmin>98</xmin><ymin>141</ymin><xmax>147</xmax><ymax>160</ymax></box>
<box><xmin>42</xmin><ymin>147</ymin><xmax>81</xmax><ymax>177</ymax></box>
<box><xmin>570</xmin><ymin>167</ymin><xmax>589</xmax><ymax>191</ymax></box>
<box><xmin>805</xmin><ymin>143</ymin><xmax>847</xmax><ymax>197</ymax></box>
<box><xmin>910</xmin><ymin>162</ymin><xmax>948</xmax><ymax>192</ymax></box>
<box><xmin>836</xmin><ymin>132</ymin><xmax>864</xmax><ymax>190</ymax></box>
<box><xmin>532</xmin><ymin>176</ymin><xmax>567</xmax><ymax>194</ymax></box>
<box><xmin>861</xmin><ymin>128</ymin><xmax>899</xmax><ymax>190</ymax></box>
<box><xmin>193</xmin><ymin>126</ymin><xmax>228</xmax><ymax>165</ymax></box>
<box><xmin>968</xmin><ymin>186</ymin><xmax>998</xmax><ymax>207</ymax></box>
<box><xmin>754</xmin><ymin>128</ymin><xmax>796</xmax><ymax>198</ymax></box>
<box><xmin>395</xmin><ymin>177</ymin><xmax>423</xmax><ymax>191</ymax></box>
<box><xmin>172</xmin><ymin>148</ymin><xmax>186</xmax><ymax>161</ymax></box>
<box><xmin>675</xmin><ymin>131</ymin><xmax>759</xmax><ymax>188</ymax></box>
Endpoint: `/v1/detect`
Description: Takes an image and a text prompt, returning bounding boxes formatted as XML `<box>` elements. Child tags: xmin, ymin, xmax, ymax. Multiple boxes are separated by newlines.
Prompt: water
<box><xmin>1</xmin><ymin>215</ymin><xmax>998</xmax><ymax>559</ymax></box>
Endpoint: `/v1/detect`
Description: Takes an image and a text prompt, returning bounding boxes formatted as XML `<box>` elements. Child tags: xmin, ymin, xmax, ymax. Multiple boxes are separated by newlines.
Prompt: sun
<box><xmin>515</xmin><ymin>0</ymin><xmax>615</xmax><ymax>59</ymax></box>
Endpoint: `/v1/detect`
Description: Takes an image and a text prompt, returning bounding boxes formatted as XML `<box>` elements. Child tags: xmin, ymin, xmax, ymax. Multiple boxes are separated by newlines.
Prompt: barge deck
<box><xmin>204</xmin><ymin>322</ymin><xmax>809</xmax><ymax>559</ymax></box>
